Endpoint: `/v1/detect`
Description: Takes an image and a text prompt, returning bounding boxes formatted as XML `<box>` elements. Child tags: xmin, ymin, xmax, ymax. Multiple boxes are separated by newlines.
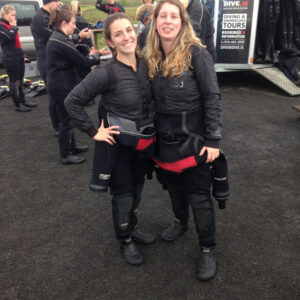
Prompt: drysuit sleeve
<box><xmin>192</xmin><ymin>46</ymin><xmax>222</xmax><ymax>148</ymax></box>
<box><xmin>0</xmin><ymin>24</ymin><xmax>18</xmax><ymax>43</ymax></box>
<box><xmin>65</xmin><ymin>67</ymin><xmax>109</xmax><ymax>137</ymax></box>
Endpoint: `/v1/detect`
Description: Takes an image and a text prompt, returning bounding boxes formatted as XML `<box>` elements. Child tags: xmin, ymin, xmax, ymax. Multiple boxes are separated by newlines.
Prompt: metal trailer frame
<box><xmin>210</xmin><ymin>0</ymin><xmax>300</xmax><ymax>95</ymax></box>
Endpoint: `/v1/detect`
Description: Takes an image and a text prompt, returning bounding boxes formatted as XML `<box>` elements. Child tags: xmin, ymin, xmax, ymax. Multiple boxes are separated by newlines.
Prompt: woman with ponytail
<box><xmin>46</xmin><ymin>5</ymin><xmax>100</xmax><ymax>165</ymax></box>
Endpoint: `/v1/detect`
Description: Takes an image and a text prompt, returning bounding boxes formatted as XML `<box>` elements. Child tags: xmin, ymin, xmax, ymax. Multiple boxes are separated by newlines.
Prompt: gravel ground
<box><xmin>0</xmin><ymin>70</ymin><xmax>299</xmax><ymax>299</ymax></box>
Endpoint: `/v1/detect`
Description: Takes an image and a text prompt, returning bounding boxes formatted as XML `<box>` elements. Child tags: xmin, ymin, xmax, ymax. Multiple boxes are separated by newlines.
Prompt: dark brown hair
<box><xmin>50</xmin><ymin>5</ymin><xmax>74</xmax><ymax>30</ymax></box>
<box><xmin>103</xmin><ymin>13</ymin><xmax>133</xmax><ymax>56</ymax></box>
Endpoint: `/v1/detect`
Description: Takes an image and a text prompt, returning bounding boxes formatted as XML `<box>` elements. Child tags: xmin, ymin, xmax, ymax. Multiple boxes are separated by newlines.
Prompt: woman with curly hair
<box><xmin>145</xmin><ymin>0</ymin><xmax>222</xmax><ymax>281</ymax></box>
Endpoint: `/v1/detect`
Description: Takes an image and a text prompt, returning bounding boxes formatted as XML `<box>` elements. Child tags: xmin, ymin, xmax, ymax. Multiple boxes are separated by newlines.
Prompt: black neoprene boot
<box><xmin>23</xmin><ymin>100</ymin><xmax>37</xmax><ymax>108</ymax></box>
<box><xmin>161</xmin><ymin>222</ymin><xmax>188</xmax><ymax>242</ymax></box>
<box><xmin>197</xmin><ymin>247</ymin><xmax>216</xmax><ymax>281</ymax></box>
<box><xmin>72</xmin><ymin>145</ymin><xmax>89</xmax><ymax>154</ymax></box>
<box><xmin>120</xmin><ymin>241</ymin><xmax>143</xmax><ymax>266</ymax></box>
<box><xmin>61</xmin><ymin>155</ymin><xmax>85</xmax><ymax>165</ymax></box>
<box><xmin>132</xmin><ymin>229</ymin><xmax>156</xmax><ymax>244</ymax></box>
<box><xmin>15</xmin><ymin>104</ymin><xmax>31</xmax><ymax>112</ymax></box>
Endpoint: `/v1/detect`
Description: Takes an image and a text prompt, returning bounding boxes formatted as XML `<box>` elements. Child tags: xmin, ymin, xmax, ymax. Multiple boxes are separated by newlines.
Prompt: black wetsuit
<box><xmin>46</xmin><ymin>30</ymin><xmax>99</xmax><ymax>159</ymax></box>
<box><xmin>0</xmin><ymin>19</ymin><xmax>26</xmax><ymax>108</ymax></box>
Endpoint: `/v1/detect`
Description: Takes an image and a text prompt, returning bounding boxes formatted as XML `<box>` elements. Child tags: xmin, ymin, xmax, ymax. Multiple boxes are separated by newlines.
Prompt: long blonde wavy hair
<box><xmin>145</xmin><ymin>0</ymin><xmax>204</xmax><ymax>79</ymax></box>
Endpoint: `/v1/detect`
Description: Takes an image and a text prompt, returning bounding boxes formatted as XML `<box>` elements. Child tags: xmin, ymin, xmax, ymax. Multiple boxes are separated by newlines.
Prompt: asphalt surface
<box><xmin>0</xmin><ymin>70</ymin><xmax>299</xmax><ymax>299</ymax></box>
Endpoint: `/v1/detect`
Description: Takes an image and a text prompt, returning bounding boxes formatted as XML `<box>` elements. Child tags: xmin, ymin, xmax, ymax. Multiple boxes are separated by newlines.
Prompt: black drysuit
<box><xmin>152</xmin><ymin>45</ymin><xmax>222</xmax><ymax>247</ymax></box>
<box><xmin>46</xmin><ymin>30</ymin><xmax>99</xmax><ymax>159</ymax></box>
<box><xmin>30</xmin><ymin>8</ymin><xmax>86</xmax><ymax>131</ymax></box>
<box><xmin>65</xmin><ymin>56</ymin><xmax>153</xmax><ymax>241</ymax></box>
<box><xmin>0</xmin><ymin>19</ymin><xmax>26</xmax><ymax>108</ymax></box>
<box><xmin>31</xmin><ymin>8</ymin><xmax>59</xmax><ymax>131</ymax></box>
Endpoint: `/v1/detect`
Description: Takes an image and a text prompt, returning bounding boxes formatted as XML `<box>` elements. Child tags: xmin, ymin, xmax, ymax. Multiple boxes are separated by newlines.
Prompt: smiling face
<box><xmin>107</xmin><ymin>18</ymin><xmax>137</xmax><ymax>56</ymax></box>
<box><xmin>156</xmin><ymin>2</ymin><xmax>182</xmax><ymax>45</ymax></box>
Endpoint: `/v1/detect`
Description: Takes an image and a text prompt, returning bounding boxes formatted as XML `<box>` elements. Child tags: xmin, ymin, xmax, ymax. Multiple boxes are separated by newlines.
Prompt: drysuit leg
<box><xmin>185</xmin><ymin>164</ymin><xmax>216</xmax><ymax>248</ymax></box>
<box><xmin>294</xmin><ymin>0</ymin><xmax>300</xmax><ymax>49</ymax></box>
<box><xmin>8</xmin><ymin>80</ymin><xmax>21</xmax><ymax>107</ymax></box>
<box><xmin>55</xmin><ymin>97</ymin><xmax>73</xmax><ymax>158</ymax></box>
<box><xmin>112</xmin><ymin>193</ymin><xmax>135</xmax><ymax>241</ymax></box>
<box><xmin>6</xmin><ymin>61</ymin><xmax>24</xmax><ymax>107</ymax></box>
<box><xmin>132</xmin><ymin>181</ymin><xmax>145</xmax><ymax>228</ymax></box>
<box><xmin>164</xmin><ymin>173</ymin><xmax>190</xmax><ymax>225</ymax></box>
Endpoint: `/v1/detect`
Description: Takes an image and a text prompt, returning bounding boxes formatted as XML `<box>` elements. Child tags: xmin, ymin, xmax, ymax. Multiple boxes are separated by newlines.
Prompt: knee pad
<box><xmin>113</xmin><ymin>194</ymin><xmax>133</xmax><ymax>230</ymax></box>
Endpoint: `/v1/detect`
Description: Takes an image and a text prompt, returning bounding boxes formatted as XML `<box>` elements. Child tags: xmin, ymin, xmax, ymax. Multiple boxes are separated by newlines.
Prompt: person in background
<box><xmin>46</xmin><ymin>5</ymin><xmax>100</xmax><ymax>165</ymax></box>
<box><xmin>65</xmin><ymin>13</ymin><xmax>156</xmax><ymax>266</ymax></box>
<box><xmin>31</xmin><ymin>0</ymin><xmax>91</xmax><ymax>136</ymax></box>
<box><xmin>136</xmin><ymin>3</ymin><xmax>154</xmax><ymax>38</ymax></box>
<box><xmin>181</xmin><ymin>0</ymin><xmax>216</xmax><ymax>62</ymax></box>
<box><xmin>145</xmin><ymin>0</ymin><xmax>222</xmax><ymax>280</ymax></box>
<box><xmin>70</xmin><ymin>0</ymin><xmax>111</xmax><ymax>80</ymax></box>
<box><xmin>95</xmin><ymin>0</ymin><xmax>125</xmax><ymax>15</ymax></box>
<box><xmin>70</xmin><ymin>0</ymin><xmax>94</xmax><ymax>50</ymax></box>
<box><xmin>0</xmin><ymin>5</ymin><xmax>37</xmax><ymax>112</ymax></box>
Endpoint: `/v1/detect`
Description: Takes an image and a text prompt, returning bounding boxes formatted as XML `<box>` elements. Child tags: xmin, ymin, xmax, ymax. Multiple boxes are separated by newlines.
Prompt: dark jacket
<box><xmin>137</xmin><ymin>22</ymin><xmax>151</xmax><ymax>50</ymax></box>
<box><xmin>30</xmin><ymin>8</ymin><xmax>83</xmax><ymax>59</ymax></box>
<box><xmin>152</xmin><ymin>45</ymin><xmax>221</xmax><ymax>148</ymax></box>
<box><xmin>30</xmin><ymin>8</ymin><xmax>52</xmax><ymax>58</ymax></box>
<box><xmin>0</xmin><ymin>19</ymin><xmax>24</xmax><ymax>61</ymax></box>
<box><xmin>95</xmin><ymin>0</ymin><xmax>125</xmax><ymax>15</ymax></box>
<box><xmin>46</xmin><ymin>30</ymin><xmax>99</xmax><ymax>97</ymax></box>
<box><xmin>187</xmin><ymin>0</ymin><xmax>216</xmax><ymax>62</ymax></box>
<box><xmin>75</xmin><ymin>14</ymin><xmax>93</xmax><ymax>48</ymax></box>
<box><xmin>65</xmin><ymin>56</ymin><xmax>152</xmax><ymax>138</ymax></box>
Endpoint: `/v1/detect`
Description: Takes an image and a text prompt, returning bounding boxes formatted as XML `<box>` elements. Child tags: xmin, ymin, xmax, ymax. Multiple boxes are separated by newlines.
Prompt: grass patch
<box><xmin>81</xmin><ymin>5</ymin><xmax>137</xmax><ymax>24</ymax></box>
<box><xmin>80</xmin><ymin>5</ymin><xmax>139</xmax><ymax>49</ymax></box>
<box><xmin>62</xmin><ymin>1</ymin><xmax>140</xmax><ymax>49</ymax></box>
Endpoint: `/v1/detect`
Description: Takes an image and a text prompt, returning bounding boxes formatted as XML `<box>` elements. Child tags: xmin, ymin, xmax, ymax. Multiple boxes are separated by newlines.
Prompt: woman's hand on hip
<box><xmin>93</xmin><ymin>119</ymin><xmax>120</xmax><ymax>145</ymax></box>
<box><xmin>199</xmin><ymin>146</ymin><xmax>220</xmax><ymax>163</ymax></box>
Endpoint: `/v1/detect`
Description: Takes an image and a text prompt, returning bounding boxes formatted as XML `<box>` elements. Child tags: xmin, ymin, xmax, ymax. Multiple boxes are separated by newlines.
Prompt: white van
<box><xmin>0</xmin><ymin>0</ymin><xmax>43</xmax><ymax>63</ymax></box>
